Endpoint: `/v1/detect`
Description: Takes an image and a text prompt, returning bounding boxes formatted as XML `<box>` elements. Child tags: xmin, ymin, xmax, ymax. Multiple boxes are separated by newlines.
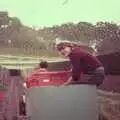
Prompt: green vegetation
<box><xmin>0</xmin><ymin>11</ymin><xmax>120</xmax><ymax>57</ymax></box>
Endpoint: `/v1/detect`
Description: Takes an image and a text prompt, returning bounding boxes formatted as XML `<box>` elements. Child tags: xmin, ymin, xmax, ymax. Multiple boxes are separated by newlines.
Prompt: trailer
<box><xmin>26</xmin><ymin>70</ymin><xmax>99</xmax><ymax>120</ymax></box>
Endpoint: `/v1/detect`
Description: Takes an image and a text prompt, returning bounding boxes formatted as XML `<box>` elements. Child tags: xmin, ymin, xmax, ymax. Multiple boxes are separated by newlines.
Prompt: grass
<box><xmin>98</xmin><ymin>90</ymin><xmax>120</xmax><ymax>120</ymax></box>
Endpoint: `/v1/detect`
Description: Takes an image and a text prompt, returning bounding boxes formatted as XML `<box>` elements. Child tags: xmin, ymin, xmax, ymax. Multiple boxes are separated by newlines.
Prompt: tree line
<box><xmin>0</xmin><ymin>12</ymin><xmax>120</xmax><ymax>56</ymax></box>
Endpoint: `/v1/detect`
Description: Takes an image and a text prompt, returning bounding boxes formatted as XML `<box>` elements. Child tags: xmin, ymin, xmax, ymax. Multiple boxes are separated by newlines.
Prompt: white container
<box><xmin>27</xmin><ymin>85</ymin><xmax>98</xmax><ymax>120</ymax></box>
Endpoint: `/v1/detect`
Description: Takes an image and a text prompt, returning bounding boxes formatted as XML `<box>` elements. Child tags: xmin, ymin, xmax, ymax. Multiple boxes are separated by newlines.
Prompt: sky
<box><xmin>0</xmin><ymin>0</ymin><xmax>120</xmax><ymax>27</ymax></box>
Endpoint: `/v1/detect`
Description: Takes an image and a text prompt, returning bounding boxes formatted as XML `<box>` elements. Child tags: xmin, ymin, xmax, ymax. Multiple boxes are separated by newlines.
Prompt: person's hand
<box><xmin>62</xmin><ymin>82</ymin><xmax>70</xmax><ymax>86</ymax></box>
<box><xmin>53</xmin><ymin>83</ymin><xmax>61</xmax><ymax>87</ymax></box>
<box><xmin>61</xmin><ymin>76</ymin><xmax>73</xmax><ymax>86</ymax></box>
<box><xmin>53</xmin><ymin>82</ymin><xmax>70</xmax><ymax>87</ymax></box>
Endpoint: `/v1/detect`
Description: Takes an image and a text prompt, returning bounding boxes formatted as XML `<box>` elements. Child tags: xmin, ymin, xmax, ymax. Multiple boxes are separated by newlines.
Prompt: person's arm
<box><xmin>63</xmin><ymin>54</ymin><xmax>82</xmax><ymax>85</ymax></box>
<box><xmin>62</xmin><ymin>76</ymin><xmax>72</xmax><ymax>86</ymax></box>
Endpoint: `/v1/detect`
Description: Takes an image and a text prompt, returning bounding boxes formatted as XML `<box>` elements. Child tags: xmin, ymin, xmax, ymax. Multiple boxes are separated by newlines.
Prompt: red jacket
<box><xmin>68</xmin><ymin>47</ymin><xmax>102</xmax><ymax>81</ymax></box>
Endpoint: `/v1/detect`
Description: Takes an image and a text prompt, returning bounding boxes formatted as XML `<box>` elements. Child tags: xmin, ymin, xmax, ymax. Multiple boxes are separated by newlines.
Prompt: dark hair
<box><xmin>56</xmin><ymin>42</ymin><xmax>78</xmax><ymax>51</ymax></box>
<box><xmin>39</xmin><ymin>61</ymin><xmax>48</xmax><ymax>68</ymax></box>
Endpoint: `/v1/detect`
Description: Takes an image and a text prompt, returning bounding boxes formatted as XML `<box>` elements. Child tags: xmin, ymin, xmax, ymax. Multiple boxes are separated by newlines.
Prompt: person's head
<box><xmin>56</xmin><ymin>41</ymin><xmax>77</xmax><ymax>57</ymax></box>
<box><xmin>39</xmin><ymin>60</ymin><xmax>48</xmax><ymax>69</ymax></box>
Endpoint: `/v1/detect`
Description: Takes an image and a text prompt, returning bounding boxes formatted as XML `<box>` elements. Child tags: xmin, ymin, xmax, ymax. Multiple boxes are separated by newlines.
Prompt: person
<box><xmin>36</xmin><ymin>60</ymin><xmax>48</xmax><ymax>72</ymax></box>
<box><xmin>26</xmin><ymin>60</ymin><xmax>49</xmax><ymax>87</ymax></box>
<box><xmin>56</xmin><ymin>41</ymin><xmax>105</xmax><ymax>86</ymax></box>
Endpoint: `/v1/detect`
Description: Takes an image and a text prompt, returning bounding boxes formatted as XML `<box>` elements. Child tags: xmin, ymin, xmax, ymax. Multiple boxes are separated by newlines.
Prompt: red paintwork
<box><xmin>0</xmin><ymin>91</ymin><xmax>5</xmax><ymax>100</ymax></box>
<box><xmin>26</xmin><ymin>71</ymin><xmax>71</xmax><ymax>88</ymax></box>
<box><xmin>26</xmin><ymin>70</ymin><xmax>102</xmax><ymax>88</ymax></box>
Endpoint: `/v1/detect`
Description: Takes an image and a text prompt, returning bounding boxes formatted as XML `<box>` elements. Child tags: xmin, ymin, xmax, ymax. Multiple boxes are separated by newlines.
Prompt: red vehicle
<box><xmin>26</xmin><ymin>70</ymin><xmax>71</xmax><ymax>88</ymax></box>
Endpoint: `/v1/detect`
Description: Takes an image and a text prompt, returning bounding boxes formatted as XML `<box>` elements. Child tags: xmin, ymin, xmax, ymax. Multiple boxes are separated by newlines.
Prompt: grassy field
<box><xmin>98</xmin><ymin>90</ymin><xmax>120</xmax><ymax>120</ymax></box>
